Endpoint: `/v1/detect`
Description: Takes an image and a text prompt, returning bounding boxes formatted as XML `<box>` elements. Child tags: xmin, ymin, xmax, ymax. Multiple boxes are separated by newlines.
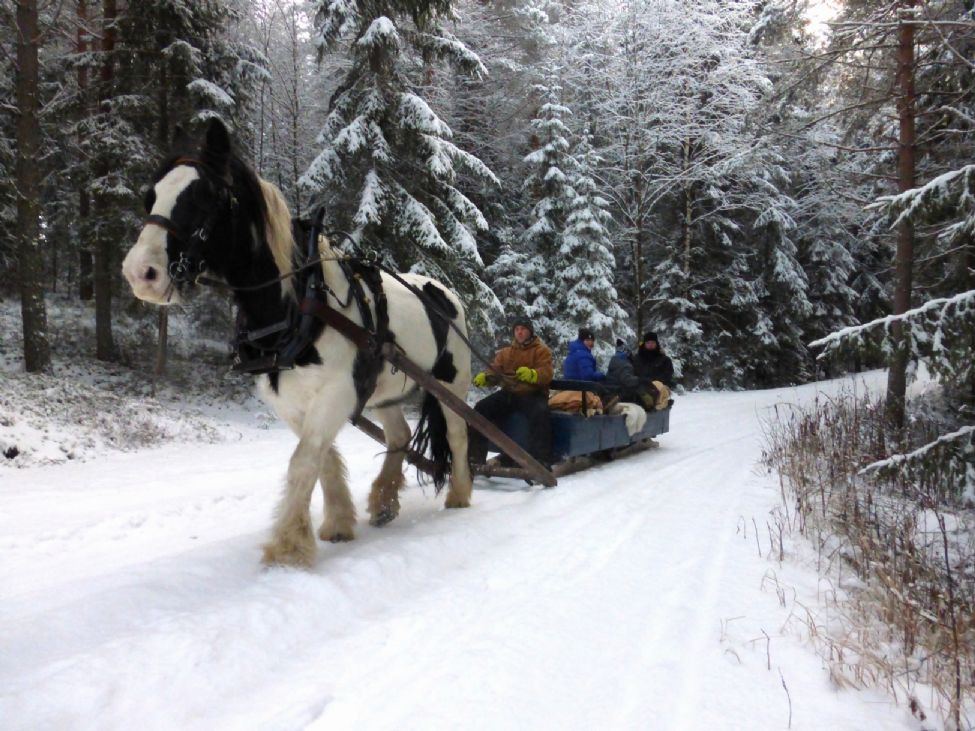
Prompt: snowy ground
<box><xmin>0</xmin><ymin>373</ymin><xmax>929</xmax><ymax>730</ymax></box>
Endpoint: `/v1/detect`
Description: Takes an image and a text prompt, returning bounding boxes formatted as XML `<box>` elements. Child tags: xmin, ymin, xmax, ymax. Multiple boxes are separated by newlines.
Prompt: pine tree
<box><xmin>13</xmin><ymin>0</ymin><xmax>51</xmax><ymax>371</ymax></box>
<box><xmin>750</xmin><ymin>162</ymin><xmax>811</xmax><ymax>384</ymax></box>
<box><xmin>520</xmin><ymin>76</ymin><xmax>573</xmax><ymax>343</ymax></box>
<box><xmin>555</xmin><ymin>134</ymin><xmax>631</xmax><ymax>361</ymax></box>
<box><xmin>0</xmin><ymin>29</ymin><xmax>15</xmax><ymax>290</ymax></box>
<box><xmin>485</xmin><ymin>244</ymin><xmax>532</xmax><ymax>324</ymax></box>
<box><xmin>302</xmin><ymin>0</ymin><xmax>500</xmax><ymax>329</ymax></box>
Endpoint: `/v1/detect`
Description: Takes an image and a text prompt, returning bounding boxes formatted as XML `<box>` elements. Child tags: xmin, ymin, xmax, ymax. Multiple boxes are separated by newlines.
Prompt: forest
<box><xmin>1</xmin><ymin>0</ymin><xmax>969</xmax><ymax>390</ymax></box>
<box><xmin>3</xmin><ymin>1</ymin><xmax>975</xmax><ymax>724</ymax></box>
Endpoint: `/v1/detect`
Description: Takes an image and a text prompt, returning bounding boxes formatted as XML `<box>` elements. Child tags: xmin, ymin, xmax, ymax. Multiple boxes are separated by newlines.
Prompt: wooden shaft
<box><xmin>380</xmin><ymin>343</ymin><xmax>557</xmax><ymax>488</ymax></box>
<box><xmin>354</xmin><ymin>416</ymin><xmax>439</xmax><ymax>477</ymax></box>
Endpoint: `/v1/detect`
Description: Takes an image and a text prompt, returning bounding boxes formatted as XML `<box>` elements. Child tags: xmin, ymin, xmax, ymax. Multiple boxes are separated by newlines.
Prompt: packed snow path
<box><xmin>1</xmin><ymin>380</ymin><xmax>920</xmax><ymax>730</ymax></box>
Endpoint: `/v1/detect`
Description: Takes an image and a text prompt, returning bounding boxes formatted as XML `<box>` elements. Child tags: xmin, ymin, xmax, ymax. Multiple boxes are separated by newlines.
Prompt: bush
<box><xmin>763</xmin><ymin>390</ymin><xmax>974</xmax><ymax>729</ymax></box>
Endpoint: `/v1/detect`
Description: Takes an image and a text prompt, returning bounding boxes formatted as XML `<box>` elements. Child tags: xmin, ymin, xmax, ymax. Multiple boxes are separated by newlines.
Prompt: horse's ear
<box><xmin>201</xmin><ymin>117</ymin><xmax>232</xmax><ymax>178</ymax></box>
<box><xmin>171</xmin><ymin>124</ymin><xmax>191</xmax><ymax>151</ymax></box>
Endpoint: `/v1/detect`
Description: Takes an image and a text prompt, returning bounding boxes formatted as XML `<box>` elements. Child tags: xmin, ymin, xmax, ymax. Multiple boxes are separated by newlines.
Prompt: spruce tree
<box><xmin>520</xmin><ymin>77</ymin><xmax>573</xmax><ymax>343</ymax></box>
<box><xmin>555</xmin><ymin>134</ymin><xmax>631</xmax><ymax>361</ymax></box>
<box><xmin>302</xmin><ymin>0</ymin><xmax>500</xmax><ymax>329</ymax></box>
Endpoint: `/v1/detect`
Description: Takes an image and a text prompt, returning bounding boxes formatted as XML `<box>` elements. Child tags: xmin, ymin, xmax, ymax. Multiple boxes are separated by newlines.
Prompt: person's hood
<box><xmin>567</xmin><ymin>339</ymin><xmax>591</xmax><ymax>355</ymax></box>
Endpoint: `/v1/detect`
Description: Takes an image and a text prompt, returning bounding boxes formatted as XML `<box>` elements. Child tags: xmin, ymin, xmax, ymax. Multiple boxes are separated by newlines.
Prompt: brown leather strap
<box><xmin>299</xmin><ymin>297</ymin><xmax>375</xmax><ymax>352</ymax></box>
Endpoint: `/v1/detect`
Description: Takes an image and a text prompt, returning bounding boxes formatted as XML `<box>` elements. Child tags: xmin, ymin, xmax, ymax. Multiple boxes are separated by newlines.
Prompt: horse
<box><xmin>122</xmin><ymin>118</ymin><xmax>473</xmax><ymax>568</ymax></box>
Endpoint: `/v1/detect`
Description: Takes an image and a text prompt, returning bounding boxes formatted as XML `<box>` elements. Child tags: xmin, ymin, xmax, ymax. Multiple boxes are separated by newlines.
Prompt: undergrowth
<box><xmin>763</xmin><ymin>390</ymin><xmax>974</xmax><ymax>729</ymax></box>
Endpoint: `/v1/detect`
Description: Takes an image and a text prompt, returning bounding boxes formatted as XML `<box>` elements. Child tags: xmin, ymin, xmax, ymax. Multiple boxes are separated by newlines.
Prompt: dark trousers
<box><xmin>468</xmin><ymin>390</ymin><xmax>552</xmax><ymax>465</ymax></box>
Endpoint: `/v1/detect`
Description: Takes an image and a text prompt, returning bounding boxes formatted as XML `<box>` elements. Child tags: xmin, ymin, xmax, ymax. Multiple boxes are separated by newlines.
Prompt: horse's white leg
<box><xmin>318</xmin><ymin>446</ymin><xmax>356</xmax><ymax>542</ymax></box>
<box><xmin>263</xmin><ymin>386</ymin><xmax>355</xmax><ymax>567</ymax></box>
<box><xmin>442</xmin><ymin>404</ymin><xmax>473</xmax><ymax>509</ymax></box>
<box><xmin>368</xmin><ymin>405</ymin><xmax>409</xmax><ymax>526</ymax></box>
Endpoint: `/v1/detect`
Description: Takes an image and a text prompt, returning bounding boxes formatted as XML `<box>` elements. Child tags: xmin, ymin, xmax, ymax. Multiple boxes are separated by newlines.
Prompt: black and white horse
<box><xmin>122</xmin><ymin>119</ymin><xmax>473</xmax><ymax>567</ymax></box>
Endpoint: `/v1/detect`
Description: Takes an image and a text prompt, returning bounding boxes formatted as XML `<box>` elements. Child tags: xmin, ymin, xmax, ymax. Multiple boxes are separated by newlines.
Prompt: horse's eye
<box><xmin>192</xmin><ymin>179</ymin><xmax>214</xmax><ymax>205</ymax></box>
<box><xmin>143</xmin><ymin>188</ymin><xmax>156</xmax><ymax>213</ymax></box>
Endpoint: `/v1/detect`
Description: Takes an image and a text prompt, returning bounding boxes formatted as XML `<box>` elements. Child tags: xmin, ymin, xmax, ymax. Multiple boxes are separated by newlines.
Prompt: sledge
<box><xmin>472</xmin><ymin>378</ymin><xmax>671</xmax><ymax>481</ymax></box>
<box><xmin>357</xmin><ymin>370</ymin><xmax>670</xmax><ymax>487</ymax></box>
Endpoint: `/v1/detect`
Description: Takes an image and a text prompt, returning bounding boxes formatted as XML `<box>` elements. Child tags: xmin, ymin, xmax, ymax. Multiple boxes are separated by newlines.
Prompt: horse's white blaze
<box><xmin>121</xmin><ymin>166</ymin><xmax>200</xmax><ymax>305</ymax></box>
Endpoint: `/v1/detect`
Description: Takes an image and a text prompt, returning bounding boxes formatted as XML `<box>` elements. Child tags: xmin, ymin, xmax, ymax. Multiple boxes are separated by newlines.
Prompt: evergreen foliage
<box><xmin>519</xmin><ymin>77</ymin><xmax>573</xmax><ymax>344</ymax></box>
<box><xmin>302</xmin><ymin>0</ymin><xmax>500</xmax><ymax>329</ymax></box>
<box><xmin>555</xmin><ymin>134</ymin><xmax>631</xmax><ymax>361</ymax></box>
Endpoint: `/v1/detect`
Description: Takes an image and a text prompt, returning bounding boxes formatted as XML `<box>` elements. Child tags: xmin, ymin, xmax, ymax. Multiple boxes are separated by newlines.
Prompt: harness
<box><xmin>150</xmin><ymin>163</ymin><xmax>504</xmax><ymax>411</ymax></box>
<box><xmin>230</xmin><ymin>209</ymin><xmax>395</xmax><ymax>423</ymax></box>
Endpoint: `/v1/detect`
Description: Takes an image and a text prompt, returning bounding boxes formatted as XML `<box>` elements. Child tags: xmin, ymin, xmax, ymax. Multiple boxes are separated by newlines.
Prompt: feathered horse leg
<box><xmin>442</xmin><ymin>404</ymin><xmax>472</xmax><ymax>509</ymax></box>
<box><xmin>368</xmin><ymin>405</ymin><xmax>410</xmax><ymax>526</ymax></box>
<box><xmin>263</xmin><ymin>384</ymin><xmax>355</xmax><ymax>567</ymax></box>
<box><xmin>318</xmin><ymin>446</ymin><xmax>356</xmax><ymax>542</ymax></box>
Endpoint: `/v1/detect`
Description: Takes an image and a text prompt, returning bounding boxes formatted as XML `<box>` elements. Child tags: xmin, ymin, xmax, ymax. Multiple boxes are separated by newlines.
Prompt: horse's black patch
<box><xmin>267</xmin><ymin>345</ymin><xmax>323</xmax><ymax>395</ymax></box>
<box><xmin>419</xmin><ymin>282</ymin><xmax>456</xmax><ymax>358</ymax></box>
<box><xmin>422</xmin><ymin>282</ymin><xmax>458</xmax><ymax>319</ymax></box>
<box><xmin>432</xmin><ymin>349</ymin><xmax>458</xmax><ymax>383</ymax></box>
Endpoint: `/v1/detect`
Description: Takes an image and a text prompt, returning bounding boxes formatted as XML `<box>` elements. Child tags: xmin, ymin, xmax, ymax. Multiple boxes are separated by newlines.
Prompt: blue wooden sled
<box><xmin>479</xmin><ymin>379</ymin><xmax>671</xmax><ymax>480</ymax></box>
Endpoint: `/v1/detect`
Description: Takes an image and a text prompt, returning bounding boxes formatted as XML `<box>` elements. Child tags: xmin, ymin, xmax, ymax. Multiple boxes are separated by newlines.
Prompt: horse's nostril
<box><xmin>145</xmin><ymin>266</ymin><xmax>157</xmax><ymax>282</ymax></box>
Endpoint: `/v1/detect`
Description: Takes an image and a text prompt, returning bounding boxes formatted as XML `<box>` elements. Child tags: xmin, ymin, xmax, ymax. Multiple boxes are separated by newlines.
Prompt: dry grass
<box><xmin>762</xmin><ymin>391</ymin><xmax>974</xmax><ymax>730</ymax></box>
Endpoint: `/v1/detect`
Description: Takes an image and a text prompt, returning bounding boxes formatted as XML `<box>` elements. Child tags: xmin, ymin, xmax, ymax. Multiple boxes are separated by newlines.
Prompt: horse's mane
<box><xmin>254</xmin><ymin>175</ymin><xmax>298</xmax><ymax>300</ymax></box>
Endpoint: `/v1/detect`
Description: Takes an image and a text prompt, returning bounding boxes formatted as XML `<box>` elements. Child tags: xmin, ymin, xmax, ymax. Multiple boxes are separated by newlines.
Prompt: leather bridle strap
<box><xmin>144</xmin><ymin>214</ymin><xmax>190</xmax><ymax>245</ymax></box>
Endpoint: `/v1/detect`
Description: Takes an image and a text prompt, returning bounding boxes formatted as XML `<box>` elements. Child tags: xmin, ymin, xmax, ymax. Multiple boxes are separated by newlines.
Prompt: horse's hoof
<box><xmin>319</xmin><ymin>526</ymin><xmax>354</xmax><ymax>543</ymax></box>
<box><xmin>261</xmin><ymin>541</ymin><xmax>316</xmax><ymax>568</ymax></box>
<box><xmin>444</xmin><ymin>494</ymin><xmax>470</xmax><ymax>509</ymax></box>
<box><xmin>369</xmin><ymin>509</ymin><xmax>398</xmax><ymax>527</ymax></box>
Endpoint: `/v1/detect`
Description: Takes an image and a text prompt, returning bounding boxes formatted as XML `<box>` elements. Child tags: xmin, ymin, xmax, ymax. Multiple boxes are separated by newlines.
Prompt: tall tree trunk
<box><xmin>94</xmin><ymin>0</ymin><xmax>117</xmax><ymax>361</ymax></box>
<box><xmin>885</xmin><ymin>0</ymin><xmax>917</xmax><ymax>429</ymax></box>
<box><xmin>78</xmin><ymin>0</ymin><xmax>94</xmax><ymax>301</ymax></box>
<box><xmin>15</xmin><ymin>0</ymin><xmax>52</xmax><ymax>372</ymax></box>
<box><xmin>681</xmin><ymin>138</ymin><xmax>693</xmax><ymax>278</ymax></box>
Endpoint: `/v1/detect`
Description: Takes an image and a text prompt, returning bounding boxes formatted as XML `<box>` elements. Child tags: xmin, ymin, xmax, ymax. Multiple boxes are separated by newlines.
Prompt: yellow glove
<box><xmin>515</xmin><ymin>366</ymin><xmax>538</xmax><ymax>384</ymax></box>
<box><xmin>473</xmin><ymin>372</ymin><xmax>488</xmax><ymax>387</ymax></box>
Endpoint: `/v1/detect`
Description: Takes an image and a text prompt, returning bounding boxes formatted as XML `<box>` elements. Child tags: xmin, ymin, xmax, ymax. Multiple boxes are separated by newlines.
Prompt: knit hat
<box><xmin>512</xmin><ymin>316</ymin><xmax>534</xmax><ymax>335</ymax></box>
<box><xmin>578</xmin><ymin>327</ymin><xmax>595</xmax><ymax>341</ymax></box>
<box><xmin>641</xmin><ymin>331</ymin><xmax>658</xmax><ymax>344</ymax></box>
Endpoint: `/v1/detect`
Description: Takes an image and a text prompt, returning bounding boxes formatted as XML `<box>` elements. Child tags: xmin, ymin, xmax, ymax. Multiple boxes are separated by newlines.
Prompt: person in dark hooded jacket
<box><xmin>562</xmin><ymin>328</ymin><xmax>606</xmax><ymax>382</ymax></box>
<box><xmin>605</xmin><ymin>339</ymin><xmax>643</xmax><ymax>405</ymax></box>
<box><xmin>632</xmin><ymin>331</ymin><xmax>674</xmax><ymax>388</ymax></box>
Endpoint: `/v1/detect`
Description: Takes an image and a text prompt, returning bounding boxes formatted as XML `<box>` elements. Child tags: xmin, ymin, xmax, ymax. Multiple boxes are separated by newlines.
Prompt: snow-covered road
<box><xmin>1</xmin><ymin>378</ymin><xmax>922</xmax><ymax>730</ymax></box>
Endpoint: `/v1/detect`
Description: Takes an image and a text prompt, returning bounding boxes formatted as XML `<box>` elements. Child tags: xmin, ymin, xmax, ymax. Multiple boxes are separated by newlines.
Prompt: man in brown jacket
<box><xmin>468</xmin><ymin>316</ymin><xmax>553</xmax><ymax>467</ymax></box>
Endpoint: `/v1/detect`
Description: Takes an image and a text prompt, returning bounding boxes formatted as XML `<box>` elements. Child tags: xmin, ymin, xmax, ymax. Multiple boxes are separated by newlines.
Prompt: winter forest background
<box><xmin>4</xmin><ymin>1</ymin><xmax>975</xmax><ymax>724</ymax></box>
<box><xmin>2</xmin><ymin>0</ymin><xmax>973</xmax><ymax>395</ymax></box>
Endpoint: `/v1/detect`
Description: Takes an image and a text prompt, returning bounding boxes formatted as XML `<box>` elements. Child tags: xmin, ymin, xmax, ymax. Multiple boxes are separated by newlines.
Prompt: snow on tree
<box><xmin>811</xmin><ymin>165</ymin><xmax>975</xmax><ymax>503</ymax></box>
<box><xmin>554</xmin><ymin>133</ymin><xmax>631</xmax><ymax>362</ymax></box>
<box><xmin>519</xmin><ymin>75</ymin><xmax>574</xmax><ymax>344</ymax></box>
<box><xmin>749</xmin><ymin>161</ymin><xmax>811</xmax><ymax>384</ymax></box>
<box><xmin>301</xmin><ymin>0</ymin><xmax>500</xmax><ymax>329</ymax></box>
<box><xmin>485</xmin><ymin>244</ymin><xmax>532</xmax><ymax>324</ymax></box>
<box><xmin>563</xmin><ymin>0</ymin><xmax>799</xmax><ymax>386</ymax></box>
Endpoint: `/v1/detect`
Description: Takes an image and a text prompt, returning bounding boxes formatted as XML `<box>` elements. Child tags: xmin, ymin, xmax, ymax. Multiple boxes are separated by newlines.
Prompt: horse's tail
<box><xmin>411</xmin><ymin>392</ymin><xmax>450</xmax><ymax>493</ymax></box>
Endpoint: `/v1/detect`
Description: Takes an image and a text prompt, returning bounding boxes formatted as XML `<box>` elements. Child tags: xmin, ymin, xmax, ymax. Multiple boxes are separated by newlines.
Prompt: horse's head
<box><xmin>122</xmin><ymin>119</ymin><xmax>242</xmax><ymax>305</ymax></box>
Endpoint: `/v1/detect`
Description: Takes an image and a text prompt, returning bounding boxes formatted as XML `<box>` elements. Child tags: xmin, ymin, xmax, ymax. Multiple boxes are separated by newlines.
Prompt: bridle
<box><xmin>143</xmin><ymin>157</ymin><xmax>238</xmax><ymax>287</ymax></box>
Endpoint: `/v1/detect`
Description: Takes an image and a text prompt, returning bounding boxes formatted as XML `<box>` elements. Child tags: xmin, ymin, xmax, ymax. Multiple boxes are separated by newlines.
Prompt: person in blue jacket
<box><xmin>562</xmin><ymin>328</ymin><xmax>606</xmax><ymax>382</ymax></box>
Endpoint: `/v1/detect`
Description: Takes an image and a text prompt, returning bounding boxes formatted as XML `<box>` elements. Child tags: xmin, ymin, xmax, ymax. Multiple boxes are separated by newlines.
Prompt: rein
<box><xmin>157</xmin><ymin>181</ymin><xmax>509</xmax><ymax>385</ymax></box>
